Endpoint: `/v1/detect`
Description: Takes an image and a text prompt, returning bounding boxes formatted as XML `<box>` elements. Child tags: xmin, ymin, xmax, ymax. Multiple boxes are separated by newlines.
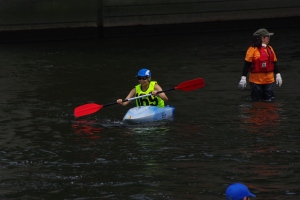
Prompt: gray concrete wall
<box><xmin>0</xmin><ymin>0</ymin><xmax>300</xmax><ymax>33</ymax></box>
<box><xmin>0</xmin><ymin>0</ymin><xmax>97</xmax><ymax>31</ymax></box>
<box><xmin>102</xmin><ymin>0</ymin><xmax>300</xmax><ymax>27</ymax></box>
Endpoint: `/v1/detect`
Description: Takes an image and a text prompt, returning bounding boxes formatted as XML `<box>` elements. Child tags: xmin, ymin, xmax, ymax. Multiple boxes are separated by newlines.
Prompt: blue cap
<box><xmin>226</xmin><ymin>183</ymin><xmax>256</xmax><ymax>200</ymax></box>
<box><xmin>136</xmin><ymin>68</ymin><xmax>151</xmax><ymax>77</ymax></box>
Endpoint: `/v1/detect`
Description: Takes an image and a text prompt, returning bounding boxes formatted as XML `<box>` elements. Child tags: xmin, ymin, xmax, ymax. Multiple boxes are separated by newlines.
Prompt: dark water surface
<box><xmin>1</xmin><ymin>27</ymin><xmax>300</xmax><ymax>199</ymax></box>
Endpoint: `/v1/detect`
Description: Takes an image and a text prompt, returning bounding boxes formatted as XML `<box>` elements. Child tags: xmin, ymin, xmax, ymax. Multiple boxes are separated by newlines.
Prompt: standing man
<box><xmin>238</xmin><ymin>28</ymin><xmax>283</xmax><ymax>101</ymax></box>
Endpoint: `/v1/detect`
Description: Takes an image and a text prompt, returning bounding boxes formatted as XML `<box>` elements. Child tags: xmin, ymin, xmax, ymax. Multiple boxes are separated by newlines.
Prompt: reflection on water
<box><xmin>72</xmin><ymin>120</ymin><xmax>103</xmax><ymax>139</ymax></box>
<box><xmin>237</xmin><ymin>101</ymin><xmax>299</xmax><ymax>198</ymax></box>
<box><xmin>239</xmin><ymin>101</ymin><xmax>282</xmax><ymax>135</ymax></box>
<box><xmin>72</xmin><ymin>118</ymin><xmax>172</xmax><ymax>139</ymax></box>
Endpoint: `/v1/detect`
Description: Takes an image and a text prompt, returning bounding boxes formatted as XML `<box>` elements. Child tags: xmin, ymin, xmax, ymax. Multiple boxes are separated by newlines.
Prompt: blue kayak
<box><xmin>123</xmin><ymin>106</ymin><xmax>175</xmax><ymax>124</ymax></box>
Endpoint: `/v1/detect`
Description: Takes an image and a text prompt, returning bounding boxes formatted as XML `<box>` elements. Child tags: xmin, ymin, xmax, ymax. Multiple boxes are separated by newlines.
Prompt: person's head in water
<box><xmin>226</xmin><ymin>183</ymin><xmax>256</xmax><ymax>200</ymax></box>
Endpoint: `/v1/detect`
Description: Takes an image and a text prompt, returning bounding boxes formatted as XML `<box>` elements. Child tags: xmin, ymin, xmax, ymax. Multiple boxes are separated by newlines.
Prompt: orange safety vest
<box><xmin>251</xmin><ymin>46</ymin><xmax>275</xmax><ymax>73</ymax></box>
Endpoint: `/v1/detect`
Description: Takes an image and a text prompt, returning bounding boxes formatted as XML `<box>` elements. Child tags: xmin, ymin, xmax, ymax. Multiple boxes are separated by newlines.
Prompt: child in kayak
<box><xmin>117</xmin><ymin>68</ymin><xmax>168</xmax><ymax>107</ymax></box>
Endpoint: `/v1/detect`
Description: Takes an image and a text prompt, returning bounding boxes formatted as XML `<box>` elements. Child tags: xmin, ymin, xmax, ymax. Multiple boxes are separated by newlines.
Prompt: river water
<box><xmin>0</xmin><ymin>26</ymin><xmax>300</xmax><ymax>200</ymax></box>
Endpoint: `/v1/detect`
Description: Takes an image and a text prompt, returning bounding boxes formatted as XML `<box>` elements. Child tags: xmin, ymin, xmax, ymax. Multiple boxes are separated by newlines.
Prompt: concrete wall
<box><xmin>0</xmin><ymin>0</ymin><xmax>97</xmax><ymax>31</ymax></box>
<box><xmin>102</xmin><ymin>0</ymin><xmax>300</xmax><ymax>27</ymax></box>
<box><xmin>0</xmin><ymin>0</ymin><xmax>300</xmax><ymax>40</ymax></box>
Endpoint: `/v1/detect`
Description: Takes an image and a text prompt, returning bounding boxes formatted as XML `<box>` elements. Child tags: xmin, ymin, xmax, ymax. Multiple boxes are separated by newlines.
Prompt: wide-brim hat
<box><xmin>253</xmin><ymin>28</ymin><xmax>274</xmax><ymax>37</ymax></box>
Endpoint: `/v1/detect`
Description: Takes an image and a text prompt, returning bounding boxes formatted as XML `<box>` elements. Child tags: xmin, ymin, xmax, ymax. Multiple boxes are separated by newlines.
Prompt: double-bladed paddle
<box><xmin>74</xmin><ymin>78</ymin><xmax>205</xmax><ymax>118</ymax></box>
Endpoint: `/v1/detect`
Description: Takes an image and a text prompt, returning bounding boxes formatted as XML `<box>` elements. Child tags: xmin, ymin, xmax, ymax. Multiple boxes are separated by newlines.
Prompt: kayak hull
<box><xmin>123</xmin><ymin>106</ymin><xmax>175</xmax><ymax>124</ymax></box>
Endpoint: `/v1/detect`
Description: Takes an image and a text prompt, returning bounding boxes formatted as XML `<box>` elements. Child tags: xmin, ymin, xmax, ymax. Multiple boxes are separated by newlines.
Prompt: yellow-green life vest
<box><xmin>135</xmin><ymin>81</ymin><xmax>165</xmax><ymax>107</ymax></box>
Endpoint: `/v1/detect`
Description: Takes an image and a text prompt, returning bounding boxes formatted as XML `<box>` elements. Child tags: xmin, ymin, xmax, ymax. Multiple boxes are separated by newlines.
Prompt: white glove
<box><xmin>276</xmin><ymin>73</ymin><xmax>282</xmax><ymax>87</ymax></box>
<box><xmin>238</xmin><ymin>76</ymin><xmax>247</xmax><ymax>90</ymax></box>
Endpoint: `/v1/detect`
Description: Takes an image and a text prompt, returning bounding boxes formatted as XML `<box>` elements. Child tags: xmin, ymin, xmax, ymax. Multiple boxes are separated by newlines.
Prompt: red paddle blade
<box><xmin>175</xmin><ymin>78</ymin><xmax>205</xmax><ymax>91</ymax></box>
<box><xmin>74</xmin><ymin>103</ymin><xmax>103</xmax><ymax>118</ymax></box>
